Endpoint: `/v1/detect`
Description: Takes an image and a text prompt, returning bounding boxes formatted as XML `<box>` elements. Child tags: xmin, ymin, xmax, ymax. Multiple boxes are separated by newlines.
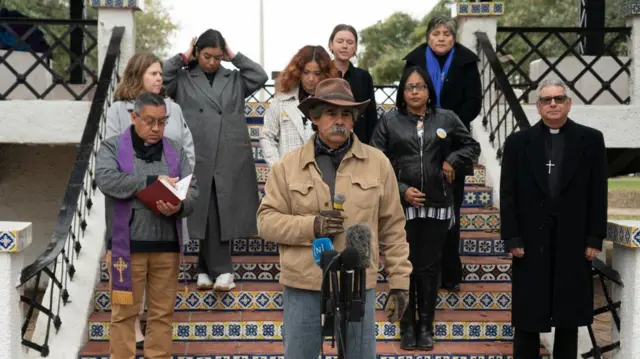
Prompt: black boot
<box><xmin>399</xmin><ymin>276</ymin><xmax>417</xmax><ymax>350</ymax></box>
<box><xmin>416</xmin><ymin>272</ymin><xmax>438</xmax><ymax>350</ymax></box>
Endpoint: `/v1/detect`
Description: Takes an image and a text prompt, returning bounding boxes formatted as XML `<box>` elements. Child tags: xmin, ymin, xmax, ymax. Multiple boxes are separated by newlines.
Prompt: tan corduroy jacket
<box><xmin>257</xmin><ymin>134</ymin><xmax>412</xmax><ymax>291</ymax></box>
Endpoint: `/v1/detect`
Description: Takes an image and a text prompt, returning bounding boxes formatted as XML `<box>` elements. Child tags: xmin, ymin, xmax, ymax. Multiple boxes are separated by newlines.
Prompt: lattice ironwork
<box><xmin>497</xmin><ymin>27</ymin><xmax>631</xmax><ymax>104</ymax></box>
<box><xmin>0</xmin><ymin>18</ymin><xmax>98</xmax><ymax>100</ymax></box>
<box><xmin>475</xmin><ymin>31</ymin><xmax>531</xmax><ymax>161</ymax></box>
<box><xmin>17</xmin><ymin>26</ymin><xmax>123</xmax><ymax>357</ymax></box>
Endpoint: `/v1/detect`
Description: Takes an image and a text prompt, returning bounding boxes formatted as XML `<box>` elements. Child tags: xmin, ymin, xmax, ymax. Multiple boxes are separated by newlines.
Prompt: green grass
<box><xmin>608</xmin><ymin>215</ymin><xmax>640</xmax><ymax>220</ymax></box>
<box><xmin>609</xmin><ymin>177</ymin><xmax>640</xmax><ymax>191</ymax></box>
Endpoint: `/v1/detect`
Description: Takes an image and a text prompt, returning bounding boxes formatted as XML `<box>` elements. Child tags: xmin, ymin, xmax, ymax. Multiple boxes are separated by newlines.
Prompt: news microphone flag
<box><xmin>312</xmin><ymin>237</ymin><xmax>334</xmax><ymax>266</ymax></box>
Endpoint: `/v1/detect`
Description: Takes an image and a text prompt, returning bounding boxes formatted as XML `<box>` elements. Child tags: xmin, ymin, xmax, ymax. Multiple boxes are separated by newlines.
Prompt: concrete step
<box><xmin>93</xmin><ymin>282</ymin><xmax>512</xmax><ymax>312</ymax></box>
<box><xmin>100</xmin><ymin>256</ymin><xmax>513</xmax><ymax>284</ymax></box>
<box><xmin>78</xmin><ymin>341</ymin><xmax>550</xmax><ymax>358</ymax></box>
<box><xmin>87</xmin><ymin>310</ymin><xmax>515</xmax><ymax>342</ymax></box>
<box><xmin>216</xmin><ymin>231</ymin><xmax>503</xmax><ymax>257</ymax></box>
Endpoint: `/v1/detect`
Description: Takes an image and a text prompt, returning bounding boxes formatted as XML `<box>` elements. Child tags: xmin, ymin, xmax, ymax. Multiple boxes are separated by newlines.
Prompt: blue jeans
<box><xmin>283</xmin><ymin>286</ymin><xmax>377</xmax><ymax>359</ymax></box>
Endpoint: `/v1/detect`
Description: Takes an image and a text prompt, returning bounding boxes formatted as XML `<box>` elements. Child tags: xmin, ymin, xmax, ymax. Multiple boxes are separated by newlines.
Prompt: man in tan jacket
<box><xmin>257</xmin><ymin>78</ymin><xmax>412</xmax><ymax>358</ymax></box>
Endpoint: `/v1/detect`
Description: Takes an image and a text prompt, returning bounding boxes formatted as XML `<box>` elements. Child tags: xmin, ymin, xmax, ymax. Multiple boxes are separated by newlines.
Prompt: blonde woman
<box><xmin>105</xmin><ymin>52</ymin><xmax>195</xmax><ymax>350</ymax></box>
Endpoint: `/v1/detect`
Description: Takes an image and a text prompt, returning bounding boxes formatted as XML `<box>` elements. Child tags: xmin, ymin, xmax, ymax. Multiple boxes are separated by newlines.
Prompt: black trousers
<box><xmin>402</xmin><ymin>217</ymin><xmax>450</xmax><ymax>329</ymax></box>
<box><xmin>440</xmin><ymin>175</ymin><xmax>465</xmax><ymax>286</ymax></box>
<box><xmin>514</xmin><ymin>327</ymin><xmax>578</xmax><ymax>359</ymax></box>
<box><xmin>197</xmin><ymin>177</ymin><xmax>233</xmax><ymax>277</ymax></box>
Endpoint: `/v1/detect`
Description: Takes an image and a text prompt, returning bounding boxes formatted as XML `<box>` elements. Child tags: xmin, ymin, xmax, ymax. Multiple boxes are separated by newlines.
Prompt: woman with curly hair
<box><xmin>260</xmin><ymin>45</ymin><xmax>339</xmax><ymax>167</ymax></box>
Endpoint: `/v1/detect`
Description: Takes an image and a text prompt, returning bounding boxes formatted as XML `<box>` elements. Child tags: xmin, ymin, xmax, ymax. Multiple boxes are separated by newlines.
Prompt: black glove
<box><xmin>383</xmin><ymin>289</ymin><xmax>409</xmax><ymax>323</ymax></box>
<box><xmin>313</xmin><ymin>210</ymin><xmax>347</xmax><ymax>238</ymax></box>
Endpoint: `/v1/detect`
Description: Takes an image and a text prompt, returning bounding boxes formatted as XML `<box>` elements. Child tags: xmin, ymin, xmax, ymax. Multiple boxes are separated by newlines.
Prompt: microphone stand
<box><xmin>337</xmin><ymin>270</ymin><xmax>353</xmax><ymax>359</ymax></box>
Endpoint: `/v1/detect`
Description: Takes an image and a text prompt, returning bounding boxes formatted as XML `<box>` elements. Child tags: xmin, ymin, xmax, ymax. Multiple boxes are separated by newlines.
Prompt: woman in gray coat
<box><xmin>163</xmin><ymin>29</ymin><xmax>268</xmax><ymax>291</ymax></box>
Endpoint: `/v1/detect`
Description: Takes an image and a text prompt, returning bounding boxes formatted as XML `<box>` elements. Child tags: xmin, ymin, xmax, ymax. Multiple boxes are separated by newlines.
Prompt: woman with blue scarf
<box><xmin>403</xmin><ymin>15</ymin><xmax>482</xmax><ymax>292</ymax></box>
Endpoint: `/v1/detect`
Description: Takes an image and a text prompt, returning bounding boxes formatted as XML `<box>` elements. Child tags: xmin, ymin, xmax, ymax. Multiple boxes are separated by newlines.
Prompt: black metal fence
<box><xmin>17</xmin><ymin>26</ymin><xmax>123</xmax><ymax>357</ymax></box>
<box><xmin>0</xmin><ymin>18</ymin><xmax>98</xmax><ymax>100</ymax></box>
<box><xmin>475</xmin><ymin>31</ymin><xmax>531</xmax><ymax>161</ymax></box>
<box><xmin>496</xmin><ymin>27</ymin><xmax>631</xmax><ymax>104</ymax></box>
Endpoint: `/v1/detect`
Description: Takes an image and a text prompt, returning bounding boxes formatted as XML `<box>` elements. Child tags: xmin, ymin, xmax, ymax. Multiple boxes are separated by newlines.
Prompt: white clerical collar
<box><xmin>549</xmin><ymin>128</ymin><xmax>560</xmax><ymax>134</ymax></box>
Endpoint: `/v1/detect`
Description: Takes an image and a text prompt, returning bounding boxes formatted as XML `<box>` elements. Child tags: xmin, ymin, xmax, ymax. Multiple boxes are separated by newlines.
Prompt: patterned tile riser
<box><xmin>100</xmin><ymin>262</ymin><xmax>512</xmax><ymax>284</ymax></box>
<box><xmin>183</xmin><ymin>237</ymin><xmax>505</xmax><ymax>256</ymax></box>
<box><xmin>94</xmin><ymin>289</ymin><xmax>512</xmax><ymax>312</ymax></box>
<box><xmin>87</xmin><ymin>321</ymin><xmax>515</xmax><ymax>342</ymax></box>
<box><xmin>79</xmin><ymin>355</ymin><xmax>549</xmax><ymax>359</ymax></box>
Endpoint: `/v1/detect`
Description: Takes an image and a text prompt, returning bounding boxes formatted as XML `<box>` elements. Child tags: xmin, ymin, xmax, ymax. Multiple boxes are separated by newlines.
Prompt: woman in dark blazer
<box><xmin>403</xmin><ymin>16</ymin><xmax>482</xmax><ymax>291</ymax></box>
<box><xmin>328</xmin><ymin>24</ymin><xmax>378</xmax><ymax>144</ymax></box>
<box><xmin>163</xmin><ymin>29</ymin><xmax>268</xmax><ymax>292</ymax></box>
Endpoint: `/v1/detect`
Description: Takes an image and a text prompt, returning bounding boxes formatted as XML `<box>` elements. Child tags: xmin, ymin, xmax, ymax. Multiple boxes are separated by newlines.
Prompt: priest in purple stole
<box><xmin>96</xmin><ymin>92</ymin><xmax>199</xmax><ymax>359</ymax></box>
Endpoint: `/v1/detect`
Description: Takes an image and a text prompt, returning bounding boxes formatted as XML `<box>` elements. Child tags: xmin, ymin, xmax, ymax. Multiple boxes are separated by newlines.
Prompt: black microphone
<box><xmin>345</xmin><ymin>223</ymin><xmax>372</xmax><ymax>322</ymax></box>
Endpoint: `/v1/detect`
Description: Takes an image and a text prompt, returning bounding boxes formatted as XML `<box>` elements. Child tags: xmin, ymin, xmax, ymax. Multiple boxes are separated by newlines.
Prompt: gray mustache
<box><xmin>330</xmin><ymin>126</ymin><xmax>348</xmax><ymax>135</ymax></box>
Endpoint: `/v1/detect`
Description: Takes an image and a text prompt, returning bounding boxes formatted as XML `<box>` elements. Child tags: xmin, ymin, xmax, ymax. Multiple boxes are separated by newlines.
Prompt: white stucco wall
<box><xmin>0</xmin><ymin>144</ymin><xmax>78</xmax><ymax>288</ymax></box>
<box><xmin>0</xmin><ymin>101</ymin><xmax>90</xmax><ymax>144</ymax></box>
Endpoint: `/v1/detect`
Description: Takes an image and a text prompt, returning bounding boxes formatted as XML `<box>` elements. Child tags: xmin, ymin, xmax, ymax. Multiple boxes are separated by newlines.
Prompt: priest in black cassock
<box><xmin>500</xmin><ymin>78</ymin><xmax>608</xmax><ymax>359</ymax></box>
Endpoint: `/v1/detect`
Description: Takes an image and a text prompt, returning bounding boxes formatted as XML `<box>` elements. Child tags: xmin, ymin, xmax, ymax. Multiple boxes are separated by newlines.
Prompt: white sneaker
<box><xmin>196</xmin><ymin>273</ymin><xmax>214</xmax><ymax>290</ymax></box>
<box><xmin>213</xmin><ymin>273</ymin><xmax>236</xmax><ymax>292</ymax></box>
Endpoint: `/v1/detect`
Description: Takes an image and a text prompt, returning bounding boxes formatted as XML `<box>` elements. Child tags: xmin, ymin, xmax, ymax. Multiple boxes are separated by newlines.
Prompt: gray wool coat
<box><xmin>163</xmin><ymin>53</ymin><xmax>268</xmax><ymax>242</ymax></box>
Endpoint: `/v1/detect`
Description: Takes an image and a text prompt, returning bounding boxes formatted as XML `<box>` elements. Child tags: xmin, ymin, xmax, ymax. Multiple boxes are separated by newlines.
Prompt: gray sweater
<box><xmin>96</xmin><ymin>134</ymin><xmax>199</xmax><ymax>252</ymax></box>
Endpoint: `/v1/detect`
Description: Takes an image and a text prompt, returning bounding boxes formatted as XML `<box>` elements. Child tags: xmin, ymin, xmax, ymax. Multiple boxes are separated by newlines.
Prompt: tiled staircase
<box><xmin>79</xmin><ymin>105</ymin><xmax>549</xmax><ymax>358</ymax></box>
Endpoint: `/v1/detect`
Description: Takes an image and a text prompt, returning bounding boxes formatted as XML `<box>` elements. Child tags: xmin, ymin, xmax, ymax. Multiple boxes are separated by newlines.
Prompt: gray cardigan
<box><xmin>105</xmin><ymin>98</ymin><xmax>196</xmax><ymax>168</ymax></box>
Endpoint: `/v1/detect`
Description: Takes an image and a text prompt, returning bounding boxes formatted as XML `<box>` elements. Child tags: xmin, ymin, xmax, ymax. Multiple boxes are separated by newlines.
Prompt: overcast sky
<box><xmin>162</xmin><ymin>0</ymin><xmax>440</xmax><ymax>82</ymax></box>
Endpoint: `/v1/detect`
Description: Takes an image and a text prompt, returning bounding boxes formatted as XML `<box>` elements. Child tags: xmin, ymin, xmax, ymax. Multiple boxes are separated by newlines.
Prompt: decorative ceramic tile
<box><xmin>464</xmin><ymin>167</ymin><xmax>486</xmax><ymax>185</ymax></box>
<box><xmin>0</xmin><ymin>221</ymin><xmax>32</xmax><ymax>253</ymax></box>
<box><xmin>248</xmin><ymin>125</ymin><xmax>262</xmax><ymax>140</ymax></box>
<box><xmin>252</xmin><ymin>142</ymin><xmax>266</xmax><ymax>162</ymax></box>
<box><xmin>229</xmin><ymin>237</ymin><xmax>279</xmax><ymax>256</ymax></box>
<box><xmin>462</xmin><ymin>263</ymin><xmax>512</xmax><ymax>283</ymax></box>
<box><xmin>255</xmin><ymin>163</ymin><xmax>270</xmax><ymax>183</ymax></box>
<box><xmin>80</xmin><ymin>355</ymin><xmax>549</xmax><ymax>359</ymax></box>
<box><xmin>88</xmin><ymin>320</ymin><xmax>513</xmax><ymax>342</ymax></box>
<box><xmin>607</xmin><ymin>221</ymin><xmax>640</xmax><ymax>248</ymax></box>
<box><xmin>460</xmin><ymin>238</ymin><xmax>505</xmax><ymax>256</ymax></box>
<box><xmin>621</xmin><ymin>2</ymin><xmax>640</xmax><ymax>18</ymax></box>
<box><xmin>456</xmin><ymin>1</ymin><xmax>504</xmax><ymax>16</ymax></box>
<box><xmin>245</xmin><ymin>102</ymin><xmax>271</xmax><ymax>117</ymax></box>
<box><xmin>462</xmin><ymin>188</ymin><xmax>492</xmax><ymax>208</ymax></box>
<box><xmin>460</xmin><ymin>212</ymin><xmax>500</xmax><ymax>231</ymax></box>
<box><xmin>101</xmin><ymin>260</ymin><xmax>510</xmax><ymax>284</ymax></box>
<box><xmin>90</xmin><ymin>0</ymin><xmax>141</xmax><ymax>8</ymax></box>
<box><xmin>97</xmin><ymin>288</ymin><xmax>510</xmax><ymax>312</ymax></box>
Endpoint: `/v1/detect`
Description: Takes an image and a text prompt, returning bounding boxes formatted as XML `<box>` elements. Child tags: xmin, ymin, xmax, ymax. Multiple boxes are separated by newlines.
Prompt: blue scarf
<box><xmin>426</xmin><ymin>46</ymin><xmax>455</xmax><ymax>108</ymax></box>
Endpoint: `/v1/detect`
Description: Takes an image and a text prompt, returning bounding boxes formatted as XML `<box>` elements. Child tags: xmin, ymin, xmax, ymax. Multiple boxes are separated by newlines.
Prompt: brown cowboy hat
<box><xmin>298</xmin><ymin>78</ymin><xmax>371</xmax><ymax>119</ymax></box>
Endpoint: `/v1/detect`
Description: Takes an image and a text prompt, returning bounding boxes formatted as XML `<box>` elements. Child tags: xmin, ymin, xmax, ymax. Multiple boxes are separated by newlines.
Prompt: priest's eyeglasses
<box><xmin>538</xmin><ymin>95</ymin><xmax>569</xmax><ymax>105</ymax></box>
<box><xmin>138</xmin><ymin>116</ymin><xmax>169</xmax><ymax>127</ymax></box>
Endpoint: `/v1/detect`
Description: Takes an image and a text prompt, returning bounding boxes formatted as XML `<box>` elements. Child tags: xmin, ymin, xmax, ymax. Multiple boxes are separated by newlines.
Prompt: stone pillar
<box><xmin>622</xmin><ymin>3</ymin><xmax>640</xmax><ymax>105</ymax></box>
<box><xmin>452</xmin><ymin>2</ymin><xmax>504</xmax><ymax>56</ymax></box>
<box><xmin>90</xmin><ymin>0</ymin><xmax>144</xmax><ymax>75</ymax></box>
<box><xmin>608</xmin><ymin>220</ymin><xmax>640</xmax><ymax>359</ymax></box>
<box><xmin>0</xmin><ymin>221</ymin><xmax>32</xmax><ymax>359</ymax></box>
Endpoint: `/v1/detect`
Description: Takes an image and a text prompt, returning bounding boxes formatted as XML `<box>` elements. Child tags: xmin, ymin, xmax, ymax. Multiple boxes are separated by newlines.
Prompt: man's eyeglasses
<box><xmin>538</xmin><ymin>95</ymin><xmax>569</xmax><ymax>105</ymax></box>
<box><xmin>136</xmin><ymin>114</ymin><xmax>168</xmax><ymax>127</ymax></box>
<box><xmin>404</xmin><ymin>83</ymin><xmax>428</xmax><ymax>92</ymax></box>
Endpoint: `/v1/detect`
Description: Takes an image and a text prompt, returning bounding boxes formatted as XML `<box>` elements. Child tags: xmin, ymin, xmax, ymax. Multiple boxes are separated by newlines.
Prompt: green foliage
<box><xmin>2</xmin><ymin>0</ymin><xmax>177</xmax><ymax>82</ymax></box>
<box><xmin>358</xmin><ymin>0</ymin><xmax>628</xmax><ymax>85</ymax></box>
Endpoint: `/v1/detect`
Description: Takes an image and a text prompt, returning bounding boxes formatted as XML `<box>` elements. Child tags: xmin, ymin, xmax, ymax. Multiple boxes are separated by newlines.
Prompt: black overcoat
<box><xmin>500</xmin><ymin>119</ymin><xmax>608</xmax><ymax>332</ymax></box>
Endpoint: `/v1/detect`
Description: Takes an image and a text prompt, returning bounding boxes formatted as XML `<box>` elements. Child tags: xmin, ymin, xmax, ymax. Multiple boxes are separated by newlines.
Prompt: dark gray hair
<box><xmin>308</xmin><ymin>103</ymin><xmax>360</xmax><ymax>122</ymax></box>
<box><xmin>133</xmin><ymin>92</ymin><xmax>166</xmax><ymax>114</ymax></box>
<box><xmin>426</xmin><ymin>16</ymin><xmax>457</xmax><ymax>40</ymax></box>
<box><xmin>536</xmin><ymin>78</ymin><xmax>571</xmax><ymax>98</ymax></box>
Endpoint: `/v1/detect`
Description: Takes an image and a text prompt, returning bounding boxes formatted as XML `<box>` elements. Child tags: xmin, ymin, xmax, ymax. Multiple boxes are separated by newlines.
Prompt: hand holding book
<box><xmin>136</xmin><ymin>174</ymin><xmax>193</xmax><ymax>215</ymax></box>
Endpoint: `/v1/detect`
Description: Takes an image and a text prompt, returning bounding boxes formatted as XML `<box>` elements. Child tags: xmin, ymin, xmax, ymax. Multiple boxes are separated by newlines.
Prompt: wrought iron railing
<box><xmin>17</xmin><ymin>26</ymin><xmax>123</xmax><ymax>357</ymax></box>
<box><xmin>0</xmin><ymin>18</ymin><xmax>98</xmax><ymax>100</ymax></box>
<box><xmin>496</xmin><ymin>27</ymin><xmax>631</xmax><ymax>104</ymax></box>
<box><xmin>475</xmin><ymin>31</ymin><xmax>531</xmax><ymax>161</ymax></box>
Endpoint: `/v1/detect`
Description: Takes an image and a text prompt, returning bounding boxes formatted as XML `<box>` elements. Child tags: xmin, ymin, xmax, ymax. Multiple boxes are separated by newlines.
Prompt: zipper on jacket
<box><xmin>418</xmin><ymin>125</ymin><xmax>424</xmax><ymax>193</ymax></box>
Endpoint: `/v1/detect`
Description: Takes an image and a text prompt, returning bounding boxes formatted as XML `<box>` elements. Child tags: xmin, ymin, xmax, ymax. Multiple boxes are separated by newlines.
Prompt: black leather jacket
<box><xmin>370</xmin><ymin>108</ymin><xmax>480</xmax><ymax>208</ymax></box>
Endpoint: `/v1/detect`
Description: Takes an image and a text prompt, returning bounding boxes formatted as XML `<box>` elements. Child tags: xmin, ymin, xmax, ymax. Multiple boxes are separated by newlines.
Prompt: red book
<box><xmin>136</xmin><ymin>174</ymin><xmax>192</xmax><ymax>214</ymax></box>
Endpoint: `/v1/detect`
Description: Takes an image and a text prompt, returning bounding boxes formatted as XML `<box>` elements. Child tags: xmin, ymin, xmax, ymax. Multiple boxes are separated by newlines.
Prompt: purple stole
<box><xmin>110</xmin><ymin>127</ymin><xmax>183</xmax><ymax>305</ymax></box>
